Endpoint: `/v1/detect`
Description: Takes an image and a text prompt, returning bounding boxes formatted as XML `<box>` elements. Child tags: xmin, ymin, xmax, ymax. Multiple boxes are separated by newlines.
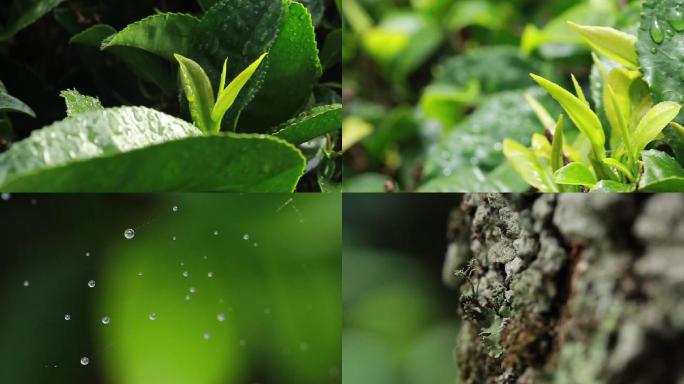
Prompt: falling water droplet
<box><xmin>651</xmin><ymin>17</ymin><xmax>665</xmax><ymax>44</ymax></box>
<box><xmin>217</xmin><ymin>313</ymin><xmax>225</xmax><ymax>322</ymax></box>
<box><xmin>207</xmin><ymin>272</ymin><xmax>213</xmax><ymax>278</ymax></box>
<box><xmin>203</xmin><ymin>332</ymin><xmax>211</xmax><ymax>340</ymax></box>
<box><xmin>182</xmin><ymin>271</ymin><xmax>189</xmax><ymax>278</ymax></box>
<box><xmin>149</xmin><ymin>313</ymin><xmax>157</xmax><ymax>321</ymax></box>
<box><xmin>172</xmin><ymin>236</ymin><xmax>177</xmax><ymax>241</ymax></box>
<box><xmin>172</xmin><ymin>205</ymin><xmax>178</xmax><ymax>212</ymax></box>
<box><xmin>87</xmin><ymin>280</ymin><xmax>96</xmax><ymax>288</ymax></box>
<box><xmin>213</xmin><ymin>230</ymin><xmax>219</xmax><ymax>236</ymax></box>
<box><xmin>242</xmin><ymin>234</ymin><xmax>250</xmax><ymax>241</ymax></box>
<box><xmin>189</xmin><ymin>287</ymin><xmax>196</xmax><ymax>293</ymax></box>
<box><xmin>138</xmin><ymin>272</ymin><xmax>143</xmax><ymax>277</ymax></box>
<box><xmin>23</xmin><ymin>280</ymin><xmax>29</xmax><ymax>287</ymax></box>
<box><xmin>85</xmin><ymin>252</ymin><xmax>90</xmax><ymax>257</ymax></box>
<box><xmin>64</xmin><ymin>314</ymin><xmax>71</xmax><ymax>321</ymax></box>
<box><xmin>669</xmin><ymin>7</ymin><xmax>684</xmax><ymax>31</ymax></box>
<box><xmin>80</xmin><ymin>357</ymin><xmax>89</xmax><ymax>366</ymax></box>
<box><xmin>101</xmin><ymin>316</ymin><xmax>110</xmax><ymax>325</ymax></box>
<box><xmin>124</xmin><ymin>228</ymin><xmax>135</xmax><ymax>240</ymax></box>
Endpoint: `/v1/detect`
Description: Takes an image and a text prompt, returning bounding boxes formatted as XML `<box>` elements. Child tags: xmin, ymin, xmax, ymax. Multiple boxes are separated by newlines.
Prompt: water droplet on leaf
<box><xmin>217</xmin><ymin>313</ymin><xmax>225</xmax><ymax>322</ymax></box>
<box><xmin>172</xmin><ymin>205</ymin><xmax>178</xmax><ymax>212</ymax></box>
<box><xmin>23</xmin><ymin>280</ymin><xmax>29</xmax><ymax>287</ymax></box>
<box><xmin>242</xmin><ymin>234</ymin><xmax>250</xmax><ymax>241</ymax></box>
<box><xmin>124</xmin><ymin>228</ymin><xmax>135</xmax><ymax>239</ymax></box>
<box><xmin>651</xmin><ymin>17</ymin><xmax>665</xmax><ymax>44</ymax></box>
<box><xmin>149</xmin><ymin>313</ymin><xmax>157</xmax><ymax>321</ymax></box>
<box><xmin>88</xmin><ymin>280</ymin><xmax>95</xmax><ymax>288</ymax></box>
<box><xmin>669</xmin><ymin>8</ymin><xmax>684</xmax><ymax>31</ymax></box>
<box><xmin>64</xmin><ymin>314</ymin><xmax>71</xmax><ymax>320</ymax></box>
<box><xmin>182</xmin><ymin>271</ymin><xmax>189</xmax><ymax>278</ymax></box>
<box><xmin>80</xmin><ymin>357</ymin><xmax>89</xmax><ymax>366</ymax></box>
<box><xmin>101</xmin><ymin>316</ymin><xmax>110</xmax><ymax>325</ymax></box>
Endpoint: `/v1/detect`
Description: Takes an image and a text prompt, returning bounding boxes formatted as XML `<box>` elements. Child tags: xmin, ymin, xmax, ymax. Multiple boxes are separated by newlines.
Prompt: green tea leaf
<box><xmin>601</xmin><ymin>157</ymin><xmax>634</xmax><ymax>181</ymax></box>
<box><xmin>69</xmin><ymin>24</ymin><xmax>117</xmax><ymax>47</ymax></box>
<box><xmin>191</xmin><ymin>0</ymin><xmax>284</xmax><ymax>130</ymax></box>
<box><xmin>633</xmin><ymin>101</ymin><xmax>681</xmax><ymax>154</ymax></box>
<box><xmin>0</xmin><ymin>107</ymin><xmax>305</xmax><ymax>191</ymax></box>
<box><xmin>637</xmin><ymin>0</ymin><xmax>684</xmax><ymax>161</ymax></box>
<box><xmin>320</xmin><ymin>29</ymin><xmax>342</xmax><ymax>70</ymax></box>
<box><xmin>59</xmin><ymin>89</ymin><xmax>103</xmax><ymax>117</ymax></box>
<box><xmin>531</xmin><ymin>73</ymin><xmax>605</xmax><ymax>159</ymax></box>
<box><xmin>0</xmin><ymin>0</ymin><xmax>64</xmax><ymax>41</ymax></box>
<box><xmin>0</xmin><ymin>82</ymin><xmax>35</xmax><ymax>117</ymax></box>
<box><xmin>175</xmin><ymin>54</ymin><xmax>215</xmax><ymax>133</ymax></box>
<box><xmin>503</xmin><ymin>139</ymin><xmax>557</xmax><ymax>192</ymax></box>
<box><xmin>211</xmin><ymin>53</ymin><xmax>268</xmax><ymax>131</ymax></box>
<box><xmin>553</xmin><ymin>162</ymin><xmax>597</xmax><ymax>187</ymax></box>
<box><xmin>273</xmin><ymin>104</ymin><xmax>342</xmax><ymax>145</ymax></box>
<box><xmin>567</xmin><ymin>22</ymin><xmax>638</xmax><ymax>69</ymax></box>
<box><xmin>239</xmin><ymin>1</ymin><xmax>322</xmax><ymax>131</ymax></box>
<box><xmin>590</xmin><ymin>180</ymin><xmax>634</xmax><ymax>192</ymax></box>
<box><xmin>101</xmin><ymin>13</ymin><xmax>200</xmax><ymax>60</ymax></box>
<box><xmin>551</xmin><ymin>114</ymin><xmax>564</xmax><ymax>172</ymax></box>
<box><xmin>603</xmin><ymin>67</ymin><xmax>640</xmax><ymax>155</ymax></box>
<box><xmin>638</xmin><ymin>149</ymin><xmax>684</xmax><ymax>191</ymax></box>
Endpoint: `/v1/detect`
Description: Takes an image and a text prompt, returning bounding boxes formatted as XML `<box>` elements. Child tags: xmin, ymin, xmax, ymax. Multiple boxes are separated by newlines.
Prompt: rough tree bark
<box><xmin>442</xmin><ymin>193</ymin><xmax>684</xmax><ymax>384</ymax></box>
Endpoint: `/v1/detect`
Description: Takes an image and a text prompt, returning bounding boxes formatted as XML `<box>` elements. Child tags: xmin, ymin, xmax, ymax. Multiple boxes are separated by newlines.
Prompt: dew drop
<box><xmin>124</xmin><ymin>228</ymin><xmax>135</xmax><ymax>240</ymax></box>
<box><xmin>217</xmin><ymin>313</ymin><xmax>225</xmax><ymax>322</ymax></box>
<box><xmin>138</xmin><ymin>272</ymin><xmax>143</xmax><ymax>277</ymax></box>
<box><xmin>149</xmin><ymin>313</ymin><xmax>157</xmax><ymax>321</ymax></box>
<box><xmin>185</xmin><ymin>294</ymin><xmax>191</xmax><ymax>300</ymax></box>
<box><xmin>85</xmin><ymin>252</ymin><xmax>90</xmax><ymax>257</ymax></box>
<box><xmin>23</xmin><ymin>280</ymin><xmax>29</xmax><ymax>287</ymax></box>
<box><xmin>203</xmin><ymin>332</ymin><xmax>211</xmax><ymax>340</ymax></box>
<box><xmin>669</xmin><ymin>7</ymin><xmax>684</xmax><ymax>31</ymax></box>
<box><xmin>242</xmin><ymin>234</ymin><xmax>250</xmax><ymax>241</ymax></box>
<box><xmin>182</xmin><ymin>271</ymin><xmax>189</xmax><ymax>278</ymax></box>
<box><xmin>172</xmin><ymin>236</ymin><xmax>177</xmax><ymax>241</ymax></box>
<box><xmin>80</xmin><ymin>357</ymin><xmax>89</xmax><ymax>366</ymax></box>
<box><xmin>213</xmin><ymin>230</ymin><xmax>219</xmax><ymax>236</ymax></box>
<box><xmin>87</xmin><ymin>280</ymin><xmax>95</xmax><ymax>288</ymax></box>
<box><xmin>101</xmin><ymin>316</ymin><xmax>110</xmax><ymax>325</ymax></box>
<box><xmin>172</xmin><ymin>205</ymin><xmax>178</xmax><ymax>212</ymax></box>
<box><xmin>64</xmin><ymin>314</ymin><xmax>71</xmax><ymax>321</ymax></box>
<box><xmin>207</xmin><ymin>272</ymin><xmax>213</xmax><ymax>278</ymax></box>
<box><xmin>651</xmin><ymin>47</ymin><xmax>658</xmax><ymax>54</ymax></box>
<box><xmin>651</xmin><ymin>17</ymin><xmax>665</xmax><ymax>44</ymax></box>
<box><xmin>189</xmin><ymin>287</ymin><xmax>196</xmax><ymax>293</ymax></box>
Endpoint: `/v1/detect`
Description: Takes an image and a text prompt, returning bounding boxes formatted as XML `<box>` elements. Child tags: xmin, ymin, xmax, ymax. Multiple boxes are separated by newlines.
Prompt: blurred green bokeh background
<box><xmin>0</xmin><ymin>193</ymin><xmax>340</xmax><ymax>384</ymax></box>
<box><xmin>343</xmin><ymin>194</ymin><xmax>461</xmax><ymax>383</ymax></box>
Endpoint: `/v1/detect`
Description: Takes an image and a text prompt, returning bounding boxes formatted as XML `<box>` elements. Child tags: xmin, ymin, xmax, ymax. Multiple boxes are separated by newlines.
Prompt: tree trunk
<box><xmin>442</xmin><ymin>193</ymin><xmax>684</xmax><ymax>384</ymax></box>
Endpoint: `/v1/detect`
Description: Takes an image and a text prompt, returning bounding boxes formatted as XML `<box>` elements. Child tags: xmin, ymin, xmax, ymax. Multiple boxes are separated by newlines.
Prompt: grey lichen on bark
<box><xmin>443</xmin><ymin>193</ymin><xmax>684</xmax><ymax>384</ymax></box>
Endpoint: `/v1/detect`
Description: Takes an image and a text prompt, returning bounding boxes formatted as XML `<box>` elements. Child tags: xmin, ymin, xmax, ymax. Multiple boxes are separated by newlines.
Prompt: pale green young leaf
<box><xmin>571</xmin><ymin>74</ymin><xmax>588</xmax><ymax>106</ymax></box>
<box><xmin>603</xmin><ymin>67</ymin><xmax>640</xmax><ymax>154</ymax></box>
<box><xmin>553</xmin><ymin>162</ymin><xmax>597</xmax><ymax>187</ymax></box>
<box><xmin>342</xmin><ymin>117</ymin><xmax>373</xmax><ymax>152</ymax></box>
<box><xmin>633</xmin><ymin>101</ymin><xmax>681</xmax><ymax>154</ymax></box>
<box><xmin>590</xmin><ymin>180</ymin><xmax>634</xmax><ymax>192</ymax></box>
<box><xmin>0</xmin><ymin>81</ymin><xmax>35</xmax><ymax>118</ymax></box>
<box><xmin>174</xmin><ymin>53</ymin><xmax>215</xmax><ymax>133</ymax></box>
<box><xmin>531</xmin><ymin>133</ymin><xmax>552</xmax><ymax>160</ymax></box>
<box><xmin>218</xmin><ymin>58</ymin><xmax>228</xmax><ymax>99</ymax></box>
<box><xmin>601</xmin><ymin>157</ymin><xmax>634</xmax><ymax>181</ymax></box>
<box><xmin>59</xmin><ymin>89</ymin><xmax>103</xmax><ymax>117</ymax></box>
<box><xmin>567</xmin><ymin>21</ymin><xmax>638</xmax><ymax>69</ymax></box>
<box><xmin>211</xmin><ymin>53</ymin><xmax>267</xmax><ymax>132</ymax></box>
<box><xmin>503</xmin><ymin>139</ymin><xmax>558</xmax><ymax>192</ymax></box>
<box><xmin>551</xmin><ymin>114</ymin><xmax>564</xmax><ymax>172</ymax></box>
<box><xmin>530</xmin><ymin>73</ymin><xmax>605</xmax><ymax>159</ymax></box>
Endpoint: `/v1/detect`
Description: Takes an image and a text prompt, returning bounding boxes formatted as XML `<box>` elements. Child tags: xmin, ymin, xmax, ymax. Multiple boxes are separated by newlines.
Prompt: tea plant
<box><xmin>343</xmin><ymin>0</ymin><xmax>684</xmax><ymax>192</ymax></box>
<box><xmin>504</xmin><ymin>17</ymin><xmax>684</xmax><ymax>192</ymax></box>
<box><xmin>0</xmin><ymin>0</ymin><xmax>341</xmax><ymax>191</ymax></box>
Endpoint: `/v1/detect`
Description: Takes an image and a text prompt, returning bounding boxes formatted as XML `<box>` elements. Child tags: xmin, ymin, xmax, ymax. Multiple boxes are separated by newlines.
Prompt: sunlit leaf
<box><xmin>273</xmin><ymin>104</ymin><xmax>342</xmax><ymax>145</ymax></box>
<box><xmin>638</xmin><ymin>149</ymin><xmax>684</xmax><ymax>192</ymax></box>
<box><xmin>590</xmin><ymin>180</ymin><xmax>634</xmax><ymax>192</ymax></box>
<box><xmin>633</xmin><ymin>101</ymin><xmax>681</xmax><ymax>155</ymax></box>
<box><xmin>567</xmin><ymin>22</ymin><xmax>638</xmax><ymax>69</ymax></box>
<box><xmin>551</xmin><ymin>115</ymin><xmax>564</xmax><ymax>172</ymax></box>
<box><xmin>174</xmin><ymin>54</ymin><xmax>215</xmax><ymax>133</ymax></box>
<box><xmin>553</xmin><ymin>162</ymin><xmax>597</xmax><ymax>187</ymax></box>
<box><xmin>503</xmin><ymin>139</ymin><xmax>557</xmax><ymax>192</ymax></box>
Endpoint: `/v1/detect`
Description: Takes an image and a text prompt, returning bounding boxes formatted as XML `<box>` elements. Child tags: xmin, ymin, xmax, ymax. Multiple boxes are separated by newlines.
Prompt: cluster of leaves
<box><xmin>504</xmin><ymin>4</ymin><xmax>684</xmax><ymax>192</ymax></box>
<box><xmin>342</xmin><ymin>0</ymin><xmax>657</xmax><ymax>192</ymax></box>
<box><xmin>0</xmin><ymin>0</ymin><xmax>341</xmax><ymax>191</ymax></box>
